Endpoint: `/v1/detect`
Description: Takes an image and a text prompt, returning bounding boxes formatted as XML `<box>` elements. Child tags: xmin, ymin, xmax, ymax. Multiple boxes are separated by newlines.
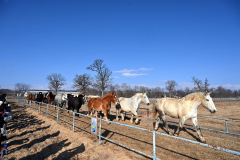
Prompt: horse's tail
<box><xmin>152</xmin><ymin>99</ymin><xmax>158</xmax><ymax>118</ymax></box>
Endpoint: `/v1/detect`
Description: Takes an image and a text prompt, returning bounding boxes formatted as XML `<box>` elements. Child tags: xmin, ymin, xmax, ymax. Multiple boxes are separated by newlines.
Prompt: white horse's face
<box><xmin>201</xmin><ymin>92</ymin><xmax>217</xmax><ymax>113</ymax></box>
<box><xmin>141</xmin><ymin>93</ymin><xmax>150</xmax><ymax>106</ymax></box>
<box><xmin>62</xmin><ymin>94</ymin><xmax>68</xmax><ymax>100</ymax></box>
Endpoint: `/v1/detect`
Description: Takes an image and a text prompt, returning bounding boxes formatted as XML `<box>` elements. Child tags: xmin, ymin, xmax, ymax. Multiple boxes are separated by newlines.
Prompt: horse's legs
<box><xmin>102</xmin><ymin>110</ymin><xmax>110</xmax><ymax>123</ymax></box>
<box><xmin>154</xmin><ymin>116</ymin><xmax>161</xmax><ymax>130</ymax></box>
<box><xmin>174</xmin><ymin>118</ymin><xmax>186</xmax><ymax>137</ymax></box>
<box><xmin>130</xmin><ymin>114</ymin><xmax>134</xmax><ymax>123</ymax></box>
<box><xmin>191</xmin><ymin>117</ymin><xmax>206</xmax><ymax>143</ymax></box>
<box><xmin>116</xmin><ymin>109</ymin><xmax>119</xmax><ymax>121</ymax></box>
<box><xmin>120</xmin><ymin>111</ymin><xmax>125</xmax><ymax>121</ymax></box>
<box><xmin>161</xmin><ymin>115</ymin><xmax>172</xmax><ymax>135</ymax></box>
<box><xmin>132</xmin><ymin>110</ymin><xmax>139</xmax><ymax>124</ymax></box>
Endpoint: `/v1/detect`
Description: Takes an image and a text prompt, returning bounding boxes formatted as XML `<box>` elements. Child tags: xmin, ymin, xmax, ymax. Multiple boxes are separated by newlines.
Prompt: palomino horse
<box><xmin>153</xmin><ymin>92</ymin><xmax>217</xmax><ymax>143</ymax></box>
<box><xmin>87</xmin><ymin>92</ymin><xmax>119</xmax><ymax>121</ymax></box>
<box><xmin>116</xmin><ymin>93</ymin><xmax>150</xmax><ymax>124</ymax></box>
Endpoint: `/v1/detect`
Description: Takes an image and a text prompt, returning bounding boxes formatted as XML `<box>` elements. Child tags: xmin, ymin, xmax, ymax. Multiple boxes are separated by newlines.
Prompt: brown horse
<box><xmin>87</xmin><ymin>92</ymin><xmax>119</xmax><ymax>121</ymax></box>
<box><xmin>47</xmin><ymin>91</ymin><xmax>55</xmax><ymax>104</ymax></box>
<box><xmin>31</xmin><ymin>94</ymin><xmax>38</xmax><ymax>101</ymax></box>
<box><xmin>26</xmin><ymin>93</ymin><xmax>32</xmax><ymax>104</ymax></box>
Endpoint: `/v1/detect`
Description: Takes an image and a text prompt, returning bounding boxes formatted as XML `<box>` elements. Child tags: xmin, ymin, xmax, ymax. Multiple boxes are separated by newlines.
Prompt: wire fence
<box><xmin>7</xmin><ymin>96</ymin><xmax>240</xmax><ymax>135</ymax></box>
<box><xmin>13</xmin><ymin>97</ymin><xmax>240</xmax><ymax>159</ymax></box>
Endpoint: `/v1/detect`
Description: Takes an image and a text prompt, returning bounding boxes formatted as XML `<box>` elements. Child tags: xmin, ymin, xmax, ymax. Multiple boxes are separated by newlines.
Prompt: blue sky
<box><xmin>0</xmin><ymin>0</ymin><xmax>239</xmax><ymax>91</ymax></box>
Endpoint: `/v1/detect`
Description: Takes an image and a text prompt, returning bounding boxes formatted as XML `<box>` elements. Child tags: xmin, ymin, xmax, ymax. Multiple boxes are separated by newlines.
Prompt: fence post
<box><xmin>57</xmin><ymin>106</ymin><xmax>59</xmax><ymax>124</ymax></box>
<box><xmin>30</xmin><ymin>101</ymin><xmax>31</xmax><ymax>109</ymax></box>
<box><xmin>39</xmin><ymin>103</ymin><xmax>41</xmax><ymax>114</ymax></box>
<box><xmin>153</xmin><ymin>130</ymin><xmax>156</xmax><ymax>160</ymax></box>
<box><xmin>73</xmin><ymin>112</ymin><xmax>75</xmax><ymax>132</ymax></box>
<box><xmin>34</xmin><ymin>102</ymin><xmax>36</xmax><ymax>111</ymax></box>
<box><xmin>47</xmin><ymin>104</ymin><xmax>49</xmax><ymax>118</ymax></box>
<box><xmin>99</xmin><ymin>118</ymin><xmax>102</xmax><ymax>145</ymax></box>
<box><xmin>225</xmin><ymin>120</ymin><xmax>229</xmax><ymax>134</ymax></box>
<box><xmin>147</xmin><ymin>109</ymin><xmax>149</xmax><ymax>120</ymax></box>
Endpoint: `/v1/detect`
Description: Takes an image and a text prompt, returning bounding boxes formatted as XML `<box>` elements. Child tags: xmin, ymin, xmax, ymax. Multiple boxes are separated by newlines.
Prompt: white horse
<box><xmin>116</xmin><ymin>93</ymin><xmax>150</xmax><ymax>124</ymax></box>
<box><xmin>153</xmin><ymin>92</ymin><xmax>217</xmax><ymax>143</ymax></box>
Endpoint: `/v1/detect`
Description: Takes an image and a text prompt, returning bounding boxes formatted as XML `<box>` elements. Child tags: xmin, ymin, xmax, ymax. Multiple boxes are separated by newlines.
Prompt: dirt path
<box><xmin>3</xmin><ymin>100</ymin><xmax>240</xmax><ymax>160</ymax></box>
<box><xmin>3</xmin><ymin>101</ymin><xmax>142</xmax><ymax>160</ymax></box>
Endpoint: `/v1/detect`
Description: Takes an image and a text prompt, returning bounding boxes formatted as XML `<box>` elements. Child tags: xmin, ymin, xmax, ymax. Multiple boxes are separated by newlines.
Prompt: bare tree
<box><xmin>204</xmin><ymin>78</ymin><xmax>210</xmax><ymax>92</ymax></box>
<box><xmin>191</xmin><ymin>77</ymin><xmax>204</xmax><ymax>92</ymax></box>
<box><xmin>72</xmin><ymin>74</ymin><xmax>92</xmax><ymax>94</ymax></box>
<box><xmin>139</xmin><ymin>85</ymin><xmax>149</xmax><ymax>93</ymax></box>
<box><xmin>121</xmin><ymin>83</ymin><xmax>128</xmax><ymax>97</ymax></box>
<box><xmin>165</xmin><ymin>80</ymin><xmax>178</xmax><ymax>98</ymax></box>
<box><xmin>14</xmin><ymin>83</ymin><xmax>31</xmax><ymax>93</ymax></box>
<box><xmin>215</xmin><ymin>86</ymin><xmax>226</xmax><ymax>98</ymax></box>
<box><xmin>87</xmin><ymin>59</ymin><xmax>112</xmax><ymax>96</ymax></box>
<box><xmin>46</xmin><ymin>73</ymin><xmax>66</xmax><ymax>94</ymax></box>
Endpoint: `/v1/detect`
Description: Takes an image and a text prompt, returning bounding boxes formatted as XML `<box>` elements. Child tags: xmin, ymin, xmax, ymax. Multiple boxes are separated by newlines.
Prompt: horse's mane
<box><xmin>180</xmin><ymin>92</ymin><xmax>205</xmax><ymax>102</ymax></box>
<box><xmin>131</xmin><ymin>93</ymin><xmax>143</xmax><ymax>100</ymax></box>
<box><xmin>102</xmin><ymin>92</ymin><xmax>114</xmax><ymax>98</ymax></box>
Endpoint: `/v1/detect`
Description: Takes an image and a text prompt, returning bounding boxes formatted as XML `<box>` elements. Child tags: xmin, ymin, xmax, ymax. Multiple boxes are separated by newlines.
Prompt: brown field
<box><xmin>2</xmin><ymin>99</ymin><xmax>240</xmax><ymax>160</ymax></box>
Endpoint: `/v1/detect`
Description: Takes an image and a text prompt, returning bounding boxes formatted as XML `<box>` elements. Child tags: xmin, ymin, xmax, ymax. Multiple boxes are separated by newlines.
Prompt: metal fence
<box><xmin>137</xmin><ymin>107</ymin><xmax>240</xmax><ymax>136</ymax></box>
<box><xmin>14</xmin><ymin>97</ymin><xmax>240</xmax><ymax>159</ymax></box>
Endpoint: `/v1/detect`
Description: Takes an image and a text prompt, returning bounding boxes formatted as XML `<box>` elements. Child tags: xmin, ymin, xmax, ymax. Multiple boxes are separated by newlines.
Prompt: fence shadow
<box><xmin>18</xmin><ymin>139</ymin><xmax>71</xmax><ymax>160</ymax></box>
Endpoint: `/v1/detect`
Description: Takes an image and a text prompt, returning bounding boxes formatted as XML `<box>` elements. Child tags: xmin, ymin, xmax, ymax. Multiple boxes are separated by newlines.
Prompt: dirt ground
<box><xmin>2</xmin><ymin>99</ymin><xmax>240</xmax><ymax>160</ymax></box>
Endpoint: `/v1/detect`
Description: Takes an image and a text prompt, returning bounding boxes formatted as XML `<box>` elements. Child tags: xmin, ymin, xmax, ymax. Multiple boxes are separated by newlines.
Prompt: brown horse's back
<box><xmin>27</xmin><ymin>93</ymin><xmax>32</xmax><ymax>101</ymax></box>
<box><xmin>88</xmin><ymin>98</ymin><xmax>103</xmax><ymax>111</ymax></box>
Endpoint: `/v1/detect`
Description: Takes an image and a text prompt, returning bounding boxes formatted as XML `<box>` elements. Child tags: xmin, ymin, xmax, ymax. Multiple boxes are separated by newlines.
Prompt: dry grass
<box><xmin>3</xmin><ymin>100</ymin><xmax>240</xmax><ymax>160</ymax></box>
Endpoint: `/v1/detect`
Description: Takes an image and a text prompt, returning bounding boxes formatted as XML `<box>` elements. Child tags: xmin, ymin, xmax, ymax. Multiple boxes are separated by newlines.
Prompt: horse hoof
<box><xmin>135</xmin><ymin>122</ymin><xmax>139</xmax><ymax>125</ymax></box>
<box><xmin>200</xmin><ymin>138</ymin><xmax>206</xmax><ymax>143</ymax></box>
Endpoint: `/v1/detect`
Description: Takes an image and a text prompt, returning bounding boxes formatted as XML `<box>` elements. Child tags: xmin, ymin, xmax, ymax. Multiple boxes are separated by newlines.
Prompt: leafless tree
<box><xmin>14</xmin><ymin>83</ymin><xmax>31</xmax><ymax>93</ymax></box>
<box><xmin>46</xmin><ymin>73</ymin><xmax>66</xmax><ymax>94</ymax></box>
<box><xmin>165</xmin><ymin>80</ymin><xmax>178</xmax><ymax>98</ymax></box>
<box><xmin>87</xmin><ymin>59</ymin><xmax>112</xmax><ymax>96</ymax></box>
<box><xmin>192</xmin><ymin>77</ymin><xmax>204</xmax><ymax>92</ymax></box>
<box><xmin>204</xmin><ymin>78</ymin><xmax>210</xmax><ymax>92</ymax></box>
<box><xmin>121</xmin><ymin>83</ymin><xmax>129</xmax><ymax>97</ymax></box>
<box><xmin>215</xmin><ymin>86</ymin><xmax>226</xmax><ymax>98</ymax></box>
<box><xmin>139</xmin><ymin>85</ymin><xmax>149</xmax><ymax>93</ymax></box>
<box><xmin>184</xmin><ymin>87</ymin><xmax>191</xmax><ymax>95</ymax></box>
<box><xmin>72</xmin><ymin>74</ymin><xmax>92</xmax><ymax>94</ymax></box>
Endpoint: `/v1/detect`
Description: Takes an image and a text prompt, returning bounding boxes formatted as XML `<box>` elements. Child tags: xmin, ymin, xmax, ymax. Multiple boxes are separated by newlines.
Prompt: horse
<box><xmin>67</xmin><ymin>94</ymin><xmax>85</xmax><ymax>116</ymax></box>
<box><xmin>87</xmin><ymin>92</ymin><xmax>119</xmax><ymax>122</ymax></box>
<box><xmin>115</xmin><ymin>93</ymin><xmax>150</xmax><ymax>124</ymax></box>
<box><xmin>26</xmin><ymin>93</ymin><xmax>32</xmax><ymax>104</ymax></box>
<box><xmin>153</xmin><ymin>91</ymin><xmax>217</xmax><ymax>143</ymax></box>
<box><xmin>54</xmin><ymin>93</ymin><xmax>68</xmax><ymax>109</ymax></box>
<box><xmin>47</xmin><ymin>92</ymin><xmax>55</xmax><ymax>105</ymax></box>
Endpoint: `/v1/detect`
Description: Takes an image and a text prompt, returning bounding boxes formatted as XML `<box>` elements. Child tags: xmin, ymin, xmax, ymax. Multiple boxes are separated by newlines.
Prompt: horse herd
<box><xmin>25</xmin><ymin>91</ymin><xmax>217</xmax><ymax>143</ymax></box>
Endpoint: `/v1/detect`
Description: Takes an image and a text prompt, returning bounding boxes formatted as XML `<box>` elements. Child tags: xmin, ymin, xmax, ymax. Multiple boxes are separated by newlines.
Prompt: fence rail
<box><xmin>6</xmin><ymin>96</ymin><xmax>240</xmax><ymax>136</ymax></box>
<box><xmin>13</xmin><ymin>97</ymin><xmax>240</xmax><ymax>159</ymax></box>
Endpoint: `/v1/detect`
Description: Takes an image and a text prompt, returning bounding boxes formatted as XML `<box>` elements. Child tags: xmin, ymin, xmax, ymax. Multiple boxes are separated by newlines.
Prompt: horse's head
<box><xmin>62</xmin><ymin>93</ymin><xmax>68</xmax><ymax>101</ymax></box>
<box><xmin>111</xmin><ymin>92</ymin><xmax>119</xmax><ymax>105</ymax></box>
<box><xmin>141</xmin><ymin>93</ymin><xmax>150</xmax><ymax>106</ymax></box>
<box><xmin>201</xmin><ymin>92</ymin><xmax>217</xmax><ymax>113</ymax></box>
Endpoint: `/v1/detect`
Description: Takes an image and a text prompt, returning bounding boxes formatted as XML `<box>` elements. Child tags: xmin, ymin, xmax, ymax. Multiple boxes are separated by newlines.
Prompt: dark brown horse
<box><xmin>87</xmin><ymin>92</ymin><xmax>119</xmax><ymax>121</ymax></box>
<box><xmin>47</xmin><ymin>91</ymin><xmax>55</xmax><ymax>105</ymax></box>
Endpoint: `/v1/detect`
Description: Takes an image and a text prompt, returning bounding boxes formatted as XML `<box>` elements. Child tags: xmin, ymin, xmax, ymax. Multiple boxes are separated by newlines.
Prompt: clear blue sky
<box><xmin>1</xmin><ymin>0</ymin><xmax>239</xmax><ymax>91</ymax></box>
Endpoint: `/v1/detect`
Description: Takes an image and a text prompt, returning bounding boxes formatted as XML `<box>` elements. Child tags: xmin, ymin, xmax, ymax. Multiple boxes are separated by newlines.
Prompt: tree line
<box><xmin>12</xmin><ymin>59</ymin><xmax>240</xmax><ymax>98</ymax></box>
